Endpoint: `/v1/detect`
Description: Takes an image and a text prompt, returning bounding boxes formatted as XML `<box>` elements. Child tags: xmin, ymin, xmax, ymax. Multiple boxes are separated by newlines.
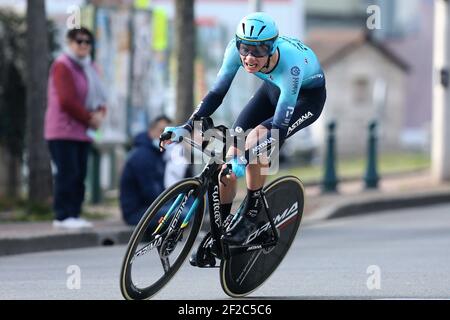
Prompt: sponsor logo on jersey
<box><xmin>291</xmin><ymin>76</ymin><xmax>300</xmax><ymax>95</ymax></box>
<box><xmin>287</xmin><ymin>111</ymin><xmax>314</xmax><ymax>135</ymax></box>
<box><xmin>306</xmin><ymin>73</ymin><xmax>324</xmax><ymax>81</ymax></box>
<box><xmin>291</xmin><ymin>66</ymin><xmax>300</xmax><ymax>76</ymax></box>
<box><xmin>284</xmin><ymin>106</ymin><xmax>295</xmax><ymax>125</ymax></box>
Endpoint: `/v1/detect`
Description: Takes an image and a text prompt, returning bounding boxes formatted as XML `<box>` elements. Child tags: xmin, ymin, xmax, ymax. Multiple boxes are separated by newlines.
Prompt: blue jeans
<box><xmin>48</xmin><ymin>140</ymin><xmax>90</xmax><ymax>221</ymax></box>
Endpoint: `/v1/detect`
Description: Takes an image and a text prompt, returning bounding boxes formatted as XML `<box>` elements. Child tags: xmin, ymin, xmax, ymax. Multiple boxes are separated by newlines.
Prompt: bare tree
<box><xmin>174</xmin><ymin>0</ymin><xmax>196</xmax><ymax>124</ymax></box>
<box><xmin>25</xmin><ymin>0</ymin><xmax>52</xmax><ymax>207</ymax></box>
<box><xmin>0</xmin><ymin>10</ymin><xmax>26</xmax><ymax>199</ymax></box>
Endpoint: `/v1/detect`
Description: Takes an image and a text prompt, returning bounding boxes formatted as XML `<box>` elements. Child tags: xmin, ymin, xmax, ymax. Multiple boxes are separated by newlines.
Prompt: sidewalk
<box><xmin>301</xmin><ymin>171</ymin><xmax>450</xmax><ymax>223</ymax></box>
<box><xmin>0</xmin><ymin>170</ymin><xmax>449</xmax><ymax>256</ymax></box>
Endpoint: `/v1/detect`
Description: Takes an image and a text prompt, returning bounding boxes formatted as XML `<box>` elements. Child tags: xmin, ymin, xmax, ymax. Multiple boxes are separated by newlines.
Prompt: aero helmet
<box><xmin>235</xmin><ymin>12</ymin><xmax>279</xmax><ymax>55</ymax></box>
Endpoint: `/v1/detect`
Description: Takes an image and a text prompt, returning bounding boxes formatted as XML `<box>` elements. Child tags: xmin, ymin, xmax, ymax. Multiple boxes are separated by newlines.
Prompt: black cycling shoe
<box><xmin>222</xmin><ymin>213</ymin><xmax>258</xmax><ymax>245</ymax></box>
<box><xmin>189</xmin><ymin>250</ymin><xmax>216</xmax><ymax>267</ymax></box>
<box><xmin>189</xmin><ymin>232</ymin><xmax>218</xmax><ymax>267</ymax></box>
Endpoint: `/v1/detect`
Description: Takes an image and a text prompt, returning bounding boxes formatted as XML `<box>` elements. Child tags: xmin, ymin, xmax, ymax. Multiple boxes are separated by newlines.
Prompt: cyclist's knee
<box><xmin>246</xmin><ymin>126</ymin><xmax>270</xmax><ymax>166</ymax></box>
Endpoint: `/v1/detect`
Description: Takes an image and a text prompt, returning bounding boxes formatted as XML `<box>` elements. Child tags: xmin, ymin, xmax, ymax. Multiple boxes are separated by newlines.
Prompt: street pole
<box><xmin>322</xmin><ymin>121</ymin><xmax>338</xmax><ymax>193</ymax></box>
<box><xmin>432</xmin><ymin>0</ymin><xmax>450</xmax><ymax>183</ymax></box>
<box><xmin>364</xmin><ymin>121</ymin><xmax>379</xmax><ymax>189</ymax></box>
<box><xmin>249</xmin><ymin>0</ymin><xmax>262</xmax><ymax>12</ymax></box>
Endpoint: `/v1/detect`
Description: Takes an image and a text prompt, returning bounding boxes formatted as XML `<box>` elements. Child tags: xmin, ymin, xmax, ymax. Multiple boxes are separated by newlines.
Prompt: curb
<box><xmin>0</xmin><ymin>227</ymin><xmax>133</xmax><ymax>257</ymax></box>
<box><xmin>303</xmin><ymin>189</ymin><xmax>450</xmax><ymax>224</ymax></box>
<box><xmin>300</xmin><ymin>169</ymin><xmax>430</xmax><ymax>188</ymax></box>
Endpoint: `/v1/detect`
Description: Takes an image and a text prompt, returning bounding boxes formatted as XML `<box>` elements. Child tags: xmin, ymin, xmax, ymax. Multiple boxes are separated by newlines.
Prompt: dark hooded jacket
<box><xmin>120</xmin><ymin>132</ymin><xmax>165</xmax><ymax>225</ymax></box>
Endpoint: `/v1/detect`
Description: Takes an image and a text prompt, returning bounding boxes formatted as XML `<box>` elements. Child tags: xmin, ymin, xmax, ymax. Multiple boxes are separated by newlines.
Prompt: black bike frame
<box><xmin>182</xmin><ymin>131</ymin><xmax>280</xmax><ymax>260</ymax></box>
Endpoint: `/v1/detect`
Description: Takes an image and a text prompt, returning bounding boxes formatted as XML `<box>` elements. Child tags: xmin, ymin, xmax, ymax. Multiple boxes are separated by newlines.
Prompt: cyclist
<box><xmin>161</xmin><ymin>12</ymin><xmax>326</xmax><ymax>245</ymax></box>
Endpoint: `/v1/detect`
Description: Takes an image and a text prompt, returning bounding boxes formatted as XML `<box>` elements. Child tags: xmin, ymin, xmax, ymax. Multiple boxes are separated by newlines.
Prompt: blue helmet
<box><xmin>235</xmin><ymin>12</ymin><xmax>279</xmax><ymax>55</ymax></box>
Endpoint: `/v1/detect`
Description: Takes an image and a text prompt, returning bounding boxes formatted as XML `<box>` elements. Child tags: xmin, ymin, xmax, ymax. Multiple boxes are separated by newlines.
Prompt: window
<box><xmin>353</xmin><ymin>77</ymin><xmax>370</xmax><ymax>104</ymax></box>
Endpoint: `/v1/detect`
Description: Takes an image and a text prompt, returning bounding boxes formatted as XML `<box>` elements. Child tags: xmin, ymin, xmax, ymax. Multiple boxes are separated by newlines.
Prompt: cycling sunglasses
<box><xmin>75</xmin><ymin>38</ymin><xmax>92</xmax><ymax>45</ymax></box>
<box><xmin>237</xmin><ymin>43</ymin><xmax>271</xmax><ymax>58</ymax></box>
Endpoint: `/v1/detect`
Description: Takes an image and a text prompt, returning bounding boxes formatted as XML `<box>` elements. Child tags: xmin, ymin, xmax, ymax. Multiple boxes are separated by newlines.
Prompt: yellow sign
<box><xmin>80</xmin><ymin>4</ymin><xmax>95</xmax><ymax>30</ymax></box>
<box><xmin>134</xmin><ymin>0</ymin><xmax>151</xmax><ymax>10</ymax></box>
<box><xmin>152</xmin><ymin>8</ymin><xmax>168</xmax><ymax>51</ymax></box>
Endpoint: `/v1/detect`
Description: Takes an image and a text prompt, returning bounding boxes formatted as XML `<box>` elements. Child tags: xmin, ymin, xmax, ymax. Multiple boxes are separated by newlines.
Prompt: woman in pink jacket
<box><xmin>45</xmin><ymin>27</ymin><xmax>106</xmax><ymax>229</ymax></box>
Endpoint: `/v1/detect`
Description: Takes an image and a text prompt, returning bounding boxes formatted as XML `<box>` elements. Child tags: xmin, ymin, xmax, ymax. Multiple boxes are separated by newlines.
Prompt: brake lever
<box><xmin>159</xmin><ymin>140</ymin><xmax>166</xmax><ymax>152</ymax></box>
<box><xmin>159</xmin><ymin>131</ymin><xmax>173</xmax><ymax>152</ymax></box>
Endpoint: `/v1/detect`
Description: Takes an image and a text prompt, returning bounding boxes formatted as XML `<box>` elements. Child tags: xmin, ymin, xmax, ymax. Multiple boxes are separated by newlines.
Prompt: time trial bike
<box><xmin>120</xmin><ymin>117</ymin><xmax>304</xmax><ymax>299</ymax></box>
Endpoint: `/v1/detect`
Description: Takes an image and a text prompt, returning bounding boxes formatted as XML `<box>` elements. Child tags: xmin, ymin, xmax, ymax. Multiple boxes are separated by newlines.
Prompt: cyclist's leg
<box><xmin>253</xmin><ymin>84</ymin><xmax>327</xmax><ymax>181</ymax></box>
<box><xmin>223</xmin><ymin>85</ymin><xmax>326</xmax><ymax>244</ymax></box>
<box><xmin>219</xmin><ymin>82</ymin><xmax>275</xmax><ymax>206</ymax></box>
<box><xmin>245</xmin><ymin>125</ymin><xmax>271</xmax><ymax>190</ymax></box>
<box><xmin>232</xmin><ymin>85</ymin><xmax>327</xmax><ymax>197</ymax></box>
<box><xmin>246</xmin><ymin>85</ymin><xmax>326</xmax><ymax>206</ymax></box>
<box><xmin>234</xmin><ymin>82</ymin><xmax>279</xmax><ymax>195</ymax></box>
<box><xmin>282</xmin><ymin>85</ymin><xmax>327</xmax><ymax>139</ymax></box>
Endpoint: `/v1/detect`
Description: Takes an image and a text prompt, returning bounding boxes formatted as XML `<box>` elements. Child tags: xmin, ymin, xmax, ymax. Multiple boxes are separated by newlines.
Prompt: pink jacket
<box><xmin>45</xmin><ymin>54</ymin><xmax>92</xmax><ymax>142</ymax></box>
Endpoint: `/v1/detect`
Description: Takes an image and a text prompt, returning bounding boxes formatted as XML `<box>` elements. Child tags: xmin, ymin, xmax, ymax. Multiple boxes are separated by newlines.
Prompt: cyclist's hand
<box><xmin>228</xmin><ymin>156</ymin><xmax>246</xmax><ymax>178</ymax></box>
<box><xmin>219</xmin><ymin>164</ymin><xmax>237</xmax><ymax>186</ymax></box>
<box><xmin>159</xmin><ymin>126</ymin><xmax>191</xmax><ymax>151</ymax></box>
<box><xmin>219</xmin><ymin>155</ymin><xmax>247</xmax><ymax>185</ymax></box>
<box><xmin>222</xmin><ymin>164</ymin><xmax>237</xmax><ymax>179</ymax></box>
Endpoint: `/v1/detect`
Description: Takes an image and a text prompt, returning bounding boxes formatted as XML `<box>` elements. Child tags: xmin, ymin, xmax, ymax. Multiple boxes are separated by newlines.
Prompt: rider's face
<box><xmin>240</xmin><ymin>53</ymin><xmax>268</xmax><ymax>73</ymax></box>
<box><xmin>238</xmin><ymin>43</ymin><xmax>271</xmax><ymax>73</ymax></box>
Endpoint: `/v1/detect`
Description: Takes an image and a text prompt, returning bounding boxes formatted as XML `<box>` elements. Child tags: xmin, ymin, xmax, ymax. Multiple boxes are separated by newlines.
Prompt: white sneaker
<box><xmin>75</xmin><ymin>217</ymin><xmax>93</xmax><ymax>228</ymax></box>
<box><xmin>53</xmin><ymin>217</ymin><xmax>93</xmax><ymax>229</ymax></box>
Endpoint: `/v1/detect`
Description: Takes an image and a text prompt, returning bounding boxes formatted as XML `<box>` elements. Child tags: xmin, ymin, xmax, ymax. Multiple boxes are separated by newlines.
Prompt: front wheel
<box><xmin>120</xmin><ymin>178</ymin><xmax>205</xmax><ymax>300</ymax></box>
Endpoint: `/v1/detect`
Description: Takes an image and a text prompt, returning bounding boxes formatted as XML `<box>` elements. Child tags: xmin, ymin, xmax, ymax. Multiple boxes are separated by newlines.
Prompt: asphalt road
<box><xmin>1</xmin><ymin>203</ymin><xmax>449</xmax><ymax>300</ymax></box>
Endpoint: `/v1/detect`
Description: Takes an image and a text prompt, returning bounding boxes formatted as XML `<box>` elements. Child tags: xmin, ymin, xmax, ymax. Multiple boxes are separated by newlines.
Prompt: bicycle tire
<box><xmin>220</xmin><ymin>176</ymin><xmax>304</xmax><ymax>297</ymax></box>
<box><xmin>120</xmin><ymin>178</ymin><xmax>205</xmax><ymax>300</ymax></box>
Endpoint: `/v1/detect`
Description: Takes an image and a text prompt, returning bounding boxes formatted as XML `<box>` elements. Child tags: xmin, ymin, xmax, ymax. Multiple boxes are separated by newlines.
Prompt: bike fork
<box><xmin>261</xmin><ymin>191</ymin><xmax>280</xmax><ymax>243</ymax></box>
